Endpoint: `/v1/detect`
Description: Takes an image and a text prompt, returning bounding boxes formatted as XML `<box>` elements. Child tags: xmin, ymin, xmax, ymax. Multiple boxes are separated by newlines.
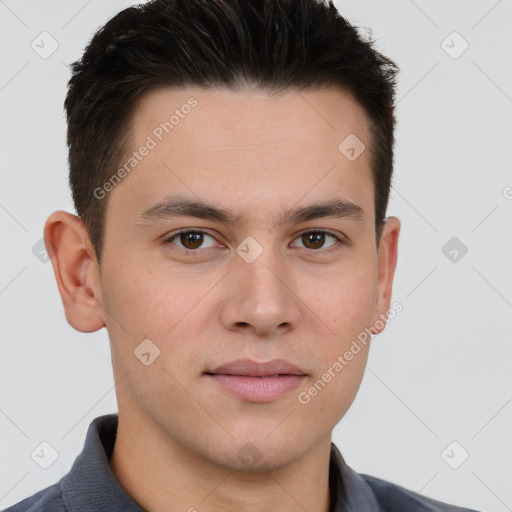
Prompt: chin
<box><xmin>201</xmin><ymin>433</ymin><xmax>305</xmax><ymax>473</ymax></box>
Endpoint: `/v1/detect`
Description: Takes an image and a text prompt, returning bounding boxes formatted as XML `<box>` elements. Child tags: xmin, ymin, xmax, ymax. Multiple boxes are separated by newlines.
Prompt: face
<box><xmin>58</xmin><ymin>85</ymin><xmax>399</xmax><ymax>472</ymax></box>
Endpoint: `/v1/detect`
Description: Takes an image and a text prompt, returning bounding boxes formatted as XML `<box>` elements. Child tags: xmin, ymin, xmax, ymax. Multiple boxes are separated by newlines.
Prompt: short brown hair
<box><xmin>65</xmin><ymin>0</ymin><xmax>399</xmax><ymax>262</ymax></box>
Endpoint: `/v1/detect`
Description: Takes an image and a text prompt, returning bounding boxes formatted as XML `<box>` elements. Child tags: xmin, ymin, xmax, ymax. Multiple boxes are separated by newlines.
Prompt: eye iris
<box><xmin>181</xmin><ymin>232</ymin><xmax>203</xmax><ymax>249</ymax></box>
<box><xmin>175</xmin><ymin>232</ymin><xmax>332</xmax><ymax>250</ymax></box>
<box><xmin>303</xmin><ymin>232</ymin><xmax>325</xmax><ymax>249</ymax></box>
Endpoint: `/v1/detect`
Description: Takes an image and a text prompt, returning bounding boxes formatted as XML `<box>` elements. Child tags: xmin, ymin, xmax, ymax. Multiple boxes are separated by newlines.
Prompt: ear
<box><xmin>371</xmin><ymin>216</ymin><xmax>401</xmax><ymax>335</ymax></box>
<box><xmin>43</xmin><ymin>211</ymin><xmax>106</xmax><ymax>333</ymax></box>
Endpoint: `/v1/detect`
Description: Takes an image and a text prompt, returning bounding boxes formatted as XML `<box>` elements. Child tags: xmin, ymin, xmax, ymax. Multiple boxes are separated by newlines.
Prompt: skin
<box><xmin>45</xmin><ymin>85</ymin><xmax>400</xmax><ymax>512</ymax></box>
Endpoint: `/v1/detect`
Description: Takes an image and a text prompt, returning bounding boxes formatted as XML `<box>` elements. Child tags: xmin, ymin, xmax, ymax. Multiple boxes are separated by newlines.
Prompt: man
<box><xmin>4</xmin><ymin>0</ymin><xmax>479</xmax><ymax>511</ymax></box>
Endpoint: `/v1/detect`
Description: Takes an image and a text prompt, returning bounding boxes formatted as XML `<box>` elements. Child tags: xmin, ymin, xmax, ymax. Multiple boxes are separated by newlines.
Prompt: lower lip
<box><xmin>206</xmin><ymin>374</ymin><xmax>306</xmax><ymax>402</ymax></box>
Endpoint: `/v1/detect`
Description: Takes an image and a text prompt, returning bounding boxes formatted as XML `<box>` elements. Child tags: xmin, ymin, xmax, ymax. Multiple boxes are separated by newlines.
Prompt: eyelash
<box><xmin>162</xmin><ymin>229</ymin><xmax>345</xmax><ymax>254</ymax></box>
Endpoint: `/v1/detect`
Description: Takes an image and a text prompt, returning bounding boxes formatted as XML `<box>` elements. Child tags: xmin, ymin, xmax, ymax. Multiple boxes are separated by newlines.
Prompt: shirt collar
<box><xmin>60</xmin><ymin>414</ymin><xmax>145</xmax><ymax>511</ymax></box>
<box><xmin>329</xmin><ymin>443</ymin><xmax>381</xmax><ymax>512</ymax></box>
<box><xmin>60</xmin><ymin>414</ymin><xmax>380</xmax><ymax>512</ymax></box>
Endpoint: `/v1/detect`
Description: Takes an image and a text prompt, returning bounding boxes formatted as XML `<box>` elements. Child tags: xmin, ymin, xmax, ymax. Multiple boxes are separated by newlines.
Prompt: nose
<box><xmin>219</xmin><ymin>242</ymin><xmax>302</xmax><ymax>337</ymax></box>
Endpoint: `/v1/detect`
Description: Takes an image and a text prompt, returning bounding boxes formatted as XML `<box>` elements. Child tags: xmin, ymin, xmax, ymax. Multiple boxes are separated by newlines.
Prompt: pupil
<box><xmin>179</xmin><ymin>232</ymin><xmax>326</xmax><ymax>250</ymax></box>
<box><xmin>305</xmin><ymin>232</ymin><xmax>324</xmax><ymax>249</ymax></box>
<box><xmin>182</xmin><ymin>232</ymin><xmax>203</xmax><ymax>249</ymax></box>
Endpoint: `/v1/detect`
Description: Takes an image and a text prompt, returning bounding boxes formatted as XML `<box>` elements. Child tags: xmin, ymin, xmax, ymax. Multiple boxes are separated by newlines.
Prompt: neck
<box><xmin>109</xmin><ymin>410</ymin><xmax>333</xmax><ymax>512</ymax></box>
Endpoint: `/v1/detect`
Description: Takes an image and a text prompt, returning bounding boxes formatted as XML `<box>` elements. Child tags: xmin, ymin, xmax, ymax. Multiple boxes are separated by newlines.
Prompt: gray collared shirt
<box><xmin>3</xmin><ymin>414</ymin><xmax>479</xmax><ymax>512</ymax></box>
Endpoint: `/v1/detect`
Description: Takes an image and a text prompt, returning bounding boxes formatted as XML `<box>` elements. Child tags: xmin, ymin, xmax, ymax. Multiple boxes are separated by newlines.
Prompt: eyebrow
<box><xmin>136</xmin><ymin>195</ymin><xmax>365</xmax><ymax>227</ymax></box>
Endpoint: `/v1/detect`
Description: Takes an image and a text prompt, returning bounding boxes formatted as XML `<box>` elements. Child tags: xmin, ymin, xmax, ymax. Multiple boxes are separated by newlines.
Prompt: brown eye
<box><xmin>302</xmin><ymin>232</ymin><xmax>325</xmax><ymax>249</ymax></box>
<box><xmin>295</xmin><ymin>231</ymin><xmax>340</xmax><ymax>250</ymax></box>
<box><xmin>180</xmin><ymin>232</ymin><xmax>204</xmax><ymax>249</ymax></box>
<box><xmin>165</xmin><ymin>231</ymin><xmax>217</xmax><ymax>251</ymax></box>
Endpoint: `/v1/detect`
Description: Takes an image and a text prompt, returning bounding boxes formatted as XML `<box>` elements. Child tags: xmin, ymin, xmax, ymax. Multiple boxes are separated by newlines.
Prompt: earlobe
<box><xmin>44</xmin><ymin>211</ymin><xmax>106</xmax><ymax>333</ymax></box>
<box><xmin>371</xmin><ymin>216</ymin><xmax>401</xmax><ymax>335</ymax></box>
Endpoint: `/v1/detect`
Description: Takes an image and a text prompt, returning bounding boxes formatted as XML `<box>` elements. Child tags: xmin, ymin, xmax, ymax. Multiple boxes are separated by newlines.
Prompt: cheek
<box><xmin>101</xmin><ymin>256</ymin><xmax>194</xmax><ymax>333</ymax></box>
<box><xmin>294</xmin><ymin>342</ymin><xmax>370</xmax><ymax>441</ymax></box>
<box><xmin>100</xmin><ymin>259</ymin><xmax>221</xmax><ymax>383</ymax></box>
<box><xmin>99</xmin><ymin>261</ymin><xmax>208</xmax><ymax>407</ymax></box>
<box><xmin>97</xmin><ymin>260</ymin><xmax>165</xmax><ymax>378</ymax></box>
<box><xmin>298</xmin><ymin>256</ymin><xmax>378</xmax><ymax>342</ymax></box>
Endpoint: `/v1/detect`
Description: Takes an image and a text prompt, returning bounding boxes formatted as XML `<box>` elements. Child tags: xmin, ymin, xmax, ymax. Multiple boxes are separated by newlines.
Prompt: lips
<box><xmin>205</xmin><ymin>359</ymin><xmax>307</xmax><ymax>402</ymax></box>
<box><xmin>206</xmin><ymin>358</ymin><xmax>307</xmax><ymax>377</ymax></box>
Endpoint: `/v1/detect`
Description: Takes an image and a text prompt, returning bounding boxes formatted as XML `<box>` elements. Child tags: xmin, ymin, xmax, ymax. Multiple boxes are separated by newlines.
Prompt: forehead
<box><xmin>131</xmin><ymin>84</ymin><xmax>369</xmax><ymax>154</ymax></box>
<box><xmin>110</xmin><ymin>85</ymin><xmax>374</xmax><ymax>225</ymax></box>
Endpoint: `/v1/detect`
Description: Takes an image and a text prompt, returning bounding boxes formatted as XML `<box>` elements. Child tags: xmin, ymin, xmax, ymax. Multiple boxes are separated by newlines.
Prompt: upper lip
<box><xmin>207</xmin><ymin>358</ymin><xmax>306</xmax><ymax>377</ymax></box>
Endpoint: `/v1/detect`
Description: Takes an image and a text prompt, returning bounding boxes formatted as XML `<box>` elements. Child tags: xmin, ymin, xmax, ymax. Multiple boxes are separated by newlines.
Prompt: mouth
<box><xmin>204</xmin><ymin>358</ymin><xmax>307</xmax><ymax>402</ymax></box>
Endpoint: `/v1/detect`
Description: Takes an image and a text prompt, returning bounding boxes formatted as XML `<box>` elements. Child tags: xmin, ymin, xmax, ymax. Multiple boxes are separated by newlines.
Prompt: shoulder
<box><xmin>1</xmin><ymin>483</ymin><xmax>65</xmax><ymax>512</ymax></box>
<box><xmin>361</xmin><ymin>473</ymin><xmax>481</xmax><ymax>512</ymax></box>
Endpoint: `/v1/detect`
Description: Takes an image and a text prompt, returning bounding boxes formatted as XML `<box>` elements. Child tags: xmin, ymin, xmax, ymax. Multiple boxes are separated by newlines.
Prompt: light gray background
<box><xmin>1</xmin><ymin>1</ymin><xmax>511</xmax><ymax>510</ymax></box>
